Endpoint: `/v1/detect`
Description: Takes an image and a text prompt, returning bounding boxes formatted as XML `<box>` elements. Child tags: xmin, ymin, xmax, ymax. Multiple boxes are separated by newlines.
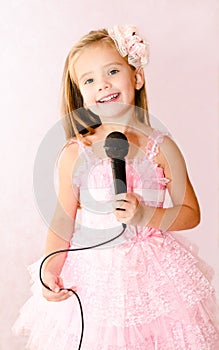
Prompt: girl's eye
<box><xmin>84</xmin><ymin>78</ymin><xmax>94</xmax><ymax>85</ymax></box>
<box><xmin>109</xmin><ymin>69</ymin><xmax>119</xmax><ymax>76</ymax></box>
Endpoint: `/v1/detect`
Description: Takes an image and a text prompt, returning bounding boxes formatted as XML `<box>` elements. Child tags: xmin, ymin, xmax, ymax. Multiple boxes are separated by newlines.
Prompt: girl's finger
<box><xmin>114</xmin><ymin>196</ymin><xmax>131</xmax><ymax>209</ymax></box>
<box><xmin>43</xmin><ymin>288</ymin><xmax>74</xmax><ymax>302</ymax></box>
<box><xmin>114</xmin><ymin>209</ymin><xmax>127</xmax><ymax>219</ymax></box>
<box><xmin>115</xmin><ymin>193</ymin><xmax>127</xmax><ymax>202</ymax></box>
<box><xmin>47</xmin><ymin>281</ymin><xmax>60</xmax><ymax>293</ymax></box>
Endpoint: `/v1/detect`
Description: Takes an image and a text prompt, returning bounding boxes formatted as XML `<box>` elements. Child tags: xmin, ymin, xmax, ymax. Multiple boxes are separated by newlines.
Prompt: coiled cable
<box><xmin>39</xmin><ymin>223</ymin><xmax>126</xmax><ymax>350</ymax></box>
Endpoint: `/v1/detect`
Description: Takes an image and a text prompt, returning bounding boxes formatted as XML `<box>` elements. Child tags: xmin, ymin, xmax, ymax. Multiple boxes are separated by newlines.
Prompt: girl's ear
<box><xmin>134</xmin><ymin>68</ymin><xmax>145</xmax><ymax>90</ymax></box>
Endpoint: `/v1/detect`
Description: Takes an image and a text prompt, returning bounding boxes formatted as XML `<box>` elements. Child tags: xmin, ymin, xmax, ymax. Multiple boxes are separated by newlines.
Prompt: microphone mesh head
<box><xmin>104</xmin><ymin>132</ymin><xmax>129</xmax><ymax>159</ymax></box>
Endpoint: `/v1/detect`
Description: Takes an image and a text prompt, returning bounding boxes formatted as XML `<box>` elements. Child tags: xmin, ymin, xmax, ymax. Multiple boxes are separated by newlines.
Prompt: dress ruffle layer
<box><xmin>13</xmin><ymin>131</ymin><xmax>219</xmax><ymax>349</ymax></box>
<box><xmin>13</xmin><ymin>232</ymin><xmax>219</xmax><ymax>350</ymax></box>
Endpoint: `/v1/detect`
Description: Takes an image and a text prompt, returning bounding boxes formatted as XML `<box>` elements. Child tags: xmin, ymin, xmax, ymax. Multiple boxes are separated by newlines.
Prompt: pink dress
<box><xmin>13</xmin><ymin>130</ymin><xmax>219</xmax><ymax>349</ymax></box>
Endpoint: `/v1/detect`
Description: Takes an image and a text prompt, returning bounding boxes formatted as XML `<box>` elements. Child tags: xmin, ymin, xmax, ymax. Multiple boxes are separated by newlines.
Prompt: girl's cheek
<box><xmin>80</xmin><ymin>87</ymin><xmax>90</xmax><ymax>101</ymax></box>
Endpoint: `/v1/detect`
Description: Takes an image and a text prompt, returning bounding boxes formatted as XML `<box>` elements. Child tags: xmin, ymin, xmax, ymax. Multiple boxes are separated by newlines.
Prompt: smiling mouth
<box><xmin>98</xmin><ymin>93</ymin><xmax>119</xmax><ymax>103</ymax></box>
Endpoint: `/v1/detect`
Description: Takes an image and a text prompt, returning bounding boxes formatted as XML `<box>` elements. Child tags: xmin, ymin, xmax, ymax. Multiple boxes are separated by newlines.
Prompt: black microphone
<box><xmin>104</xmin><ymin>131</ymin><xmax>129</xmax><ymax>195</ymax></box>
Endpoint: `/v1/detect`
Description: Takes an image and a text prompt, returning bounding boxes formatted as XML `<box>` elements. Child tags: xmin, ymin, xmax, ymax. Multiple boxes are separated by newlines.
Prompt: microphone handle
<box><xmin>111</xmin><ymin>158</ymin><xmax>127</xmax><ymax>195</ymax></box>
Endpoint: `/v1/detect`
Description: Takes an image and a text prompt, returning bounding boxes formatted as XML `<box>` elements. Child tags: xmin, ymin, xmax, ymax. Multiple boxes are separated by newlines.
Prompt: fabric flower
<box><xmin>108</xmin><ymin>25</ymin><xmax>149</xmax><ymax>68</ymax></box>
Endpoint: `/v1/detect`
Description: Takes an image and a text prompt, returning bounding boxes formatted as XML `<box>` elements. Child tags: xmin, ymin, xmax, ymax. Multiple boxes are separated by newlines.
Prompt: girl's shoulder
<box><xmin>144</xmin><ymin>126</ymin><xmax>179</xmax><ymax>148</ymax></box>
<box><xmin>140</xmin><ymin>126</ymin><xmax>171</xmax><ymax>160</ymax></box>
<box><xmin>57</xmin><ymin>137</ymin><xmax>84</xmax><ymax>170</ymax></box>
<box><xmin>61</xmin><ymin>134</ymin><xmax>92</xmax><ymax>154</ymax></box>
<box><xmin>152</xmin><ymin>130</ymin><xmax>186</xmax><ymax>170</ymax></box>
<box><xmin>60</xmin><ymin>138</ymin><xmax>80</xmax><ymax>157</ymax></box>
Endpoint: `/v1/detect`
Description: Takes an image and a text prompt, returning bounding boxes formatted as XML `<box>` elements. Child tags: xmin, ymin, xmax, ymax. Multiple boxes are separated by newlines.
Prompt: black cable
<box><xmin>39</xmin><ymin>223</ymin><xmax>126</xmax><ymax>350</ymax></box>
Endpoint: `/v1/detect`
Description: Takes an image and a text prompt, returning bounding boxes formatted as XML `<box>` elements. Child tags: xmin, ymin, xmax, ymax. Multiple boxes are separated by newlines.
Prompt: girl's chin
<box><xmin>88</xmin><ymin>102</ymin><xmax>135</xmax><ymax>120</ymax></box>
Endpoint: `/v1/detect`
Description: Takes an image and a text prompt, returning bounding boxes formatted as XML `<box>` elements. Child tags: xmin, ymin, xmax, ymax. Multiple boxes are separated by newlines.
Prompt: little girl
<box><xmin>13</xmin><ymin>25</ymin><xmax>219</xmax><ymax>349</ymax></box>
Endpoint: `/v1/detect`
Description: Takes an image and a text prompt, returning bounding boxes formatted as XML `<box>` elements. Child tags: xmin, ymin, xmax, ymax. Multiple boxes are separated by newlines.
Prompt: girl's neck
<box><xmin>98</xmin><ymin>109</ymin><xmax>142</xmax><ymax>135</ymax></box>
<box><xmin>98</xmin><ymin>117</ymin><xmax>147</xmax><ymax>136</ymax></box>
<box><xmin>99</xmin><ymin>123</ymin><xmax>129</xmax><ymax>134</ymax></box>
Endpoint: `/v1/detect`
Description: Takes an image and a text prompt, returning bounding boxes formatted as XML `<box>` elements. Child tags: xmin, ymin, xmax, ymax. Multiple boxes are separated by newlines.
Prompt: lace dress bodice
<box><xmin>69</xmin><ymin>130</ymin><xmax>169</xmax><ymax>246</ymax></box>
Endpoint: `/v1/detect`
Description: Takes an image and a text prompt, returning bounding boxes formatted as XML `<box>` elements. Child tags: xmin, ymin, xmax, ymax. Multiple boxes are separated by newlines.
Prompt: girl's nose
<box><xmin>97</xmin><ymin>77</ymin><xmax>111</xmax><ymax>91</ymax></box>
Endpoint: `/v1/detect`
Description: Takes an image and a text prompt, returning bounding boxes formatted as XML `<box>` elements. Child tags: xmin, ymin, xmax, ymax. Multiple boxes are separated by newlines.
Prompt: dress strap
<box><xmin>145</xmin><ymin>129</ymin><xmax>169</xmax><ymax>161</ymax></box>
<box><xmin>67</xmin><ymin>138</ymin><xmax>91</xmax><ymax>161</ymax></box>
<box><xmin>68</xmin><ymin>138</ymin><xmax>85</xmax><ymax>150</ymax></box>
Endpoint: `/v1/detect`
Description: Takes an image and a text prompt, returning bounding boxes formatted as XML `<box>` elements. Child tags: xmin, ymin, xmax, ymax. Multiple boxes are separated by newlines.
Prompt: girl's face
<box><xmin>73</xmin><ymin>42</ymin><xmax>144</xmax><ymax>119</ymax></box>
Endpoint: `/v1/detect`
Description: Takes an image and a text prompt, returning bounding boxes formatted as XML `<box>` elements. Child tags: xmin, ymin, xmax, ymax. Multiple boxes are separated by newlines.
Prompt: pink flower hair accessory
<box><xmin>108</xmin><ymin>25</ymin><xmax>149</xmax><ymax>69</ymax></box>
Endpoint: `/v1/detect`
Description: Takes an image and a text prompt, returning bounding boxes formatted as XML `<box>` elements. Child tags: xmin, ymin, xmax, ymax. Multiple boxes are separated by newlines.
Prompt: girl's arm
<box><xmin>43</xmin><ymin>142</ymin><xmax>79</xmax><ymax>301</ymax></box>
<box><xmin>114</xmin><ymin>136</ymin><xmax>201</xmax><ymax>231</ymax></box>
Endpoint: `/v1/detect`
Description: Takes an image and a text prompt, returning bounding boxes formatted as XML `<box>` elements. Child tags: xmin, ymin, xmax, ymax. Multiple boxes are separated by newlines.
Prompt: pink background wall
<box><xmin>1</xmin><ymin>1</ymin><xmax>218</xmax><ymax>348</ymax></box>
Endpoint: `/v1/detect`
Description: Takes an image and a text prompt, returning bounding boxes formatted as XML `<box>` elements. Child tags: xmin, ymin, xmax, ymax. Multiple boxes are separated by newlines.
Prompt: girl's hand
<box><xmin>42</xmin><ymin>271</ymin><xmax>77</xmax><ymax>302</ymax></box>
<box><xmin>114</xmin><ymin>193</ymin><xmax>149</xmax><ymax>226</ymax></box>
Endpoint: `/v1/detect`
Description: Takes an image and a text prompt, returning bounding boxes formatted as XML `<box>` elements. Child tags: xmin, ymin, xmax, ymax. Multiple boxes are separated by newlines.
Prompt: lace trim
<box><xmin>67</xmin><ymin>130</ymin><xmax>170</xmax><ymax>188</ymax></box>
<box><xmin>145</xmin><ymin>129</ymin><xmax>169</xmax><ymax>161</ymax></box>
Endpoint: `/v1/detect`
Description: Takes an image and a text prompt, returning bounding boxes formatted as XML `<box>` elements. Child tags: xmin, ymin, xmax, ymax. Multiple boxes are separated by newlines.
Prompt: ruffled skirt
<box><xmin>13</xmin><ymin>232</ymin><xmax>219</xmax><ymax>349</ymax></box>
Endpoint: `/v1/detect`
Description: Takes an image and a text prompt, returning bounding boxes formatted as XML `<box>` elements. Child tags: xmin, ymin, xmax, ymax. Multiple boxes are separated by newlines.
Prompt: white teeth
<box><xmin>99</xmin><ymin>93</ymin><xmax>118</xmax><ymax>102</ymax></box>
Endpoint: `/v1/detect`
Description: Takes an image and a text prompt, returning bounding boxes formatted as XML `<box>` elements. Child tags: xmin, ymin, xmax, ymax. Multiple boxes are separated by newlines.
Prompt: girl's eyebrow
<box><xmin>104</xmin><ymin>62</ymin><xmax>123</xmax><ymax>68</ymax></box>
<box><xmin>78</xmin><ymin>62</ymin><xmax>123</xmax><ymax>82</ymax></box>
<box><xmin>78</xmin><ymin>71</ymin><xmax>94</xmax><ymax>82</ymax></box>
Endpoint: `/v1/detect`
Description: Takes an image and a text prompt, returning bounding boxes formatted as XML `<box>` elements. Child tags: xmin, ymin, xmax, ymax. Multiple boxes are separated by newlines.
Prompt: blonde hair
<box><xmin>61</xmin><ymin>28</ymin><xmax>150</xmax><ymax>141</ymax></box>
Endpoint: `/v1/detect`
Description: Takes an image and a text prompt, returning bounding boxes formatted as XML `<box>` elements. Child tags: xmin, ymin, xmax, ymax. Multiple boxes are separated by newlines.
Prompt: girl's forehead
<box><xmin>78</xmin><ymin>41</ymin><xmax>122</xmax><ymax>62</ymax></box>
<box><xmin>72</xmin><ymin>42</ymin><xmax>127</xmax><ymax>79</ymax></box>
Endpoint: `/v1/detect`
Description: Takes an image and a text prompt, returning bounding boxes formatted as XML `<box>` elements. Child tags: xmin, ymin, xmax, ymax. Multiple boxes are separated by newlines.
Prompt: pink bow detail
<box><xmin>125</xmin><ymin>35</ymin><xmax>146</xmax><ymax>58</ymax></box>
<box><xmin>145</xmin><ymin>228</ymin><xmax>165</xmax><ymax>247</ymax></box>
<box><xmin>121</xmin><ymin>227</ymin><xmax>165</xmax><ymax>255</ymax></box>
